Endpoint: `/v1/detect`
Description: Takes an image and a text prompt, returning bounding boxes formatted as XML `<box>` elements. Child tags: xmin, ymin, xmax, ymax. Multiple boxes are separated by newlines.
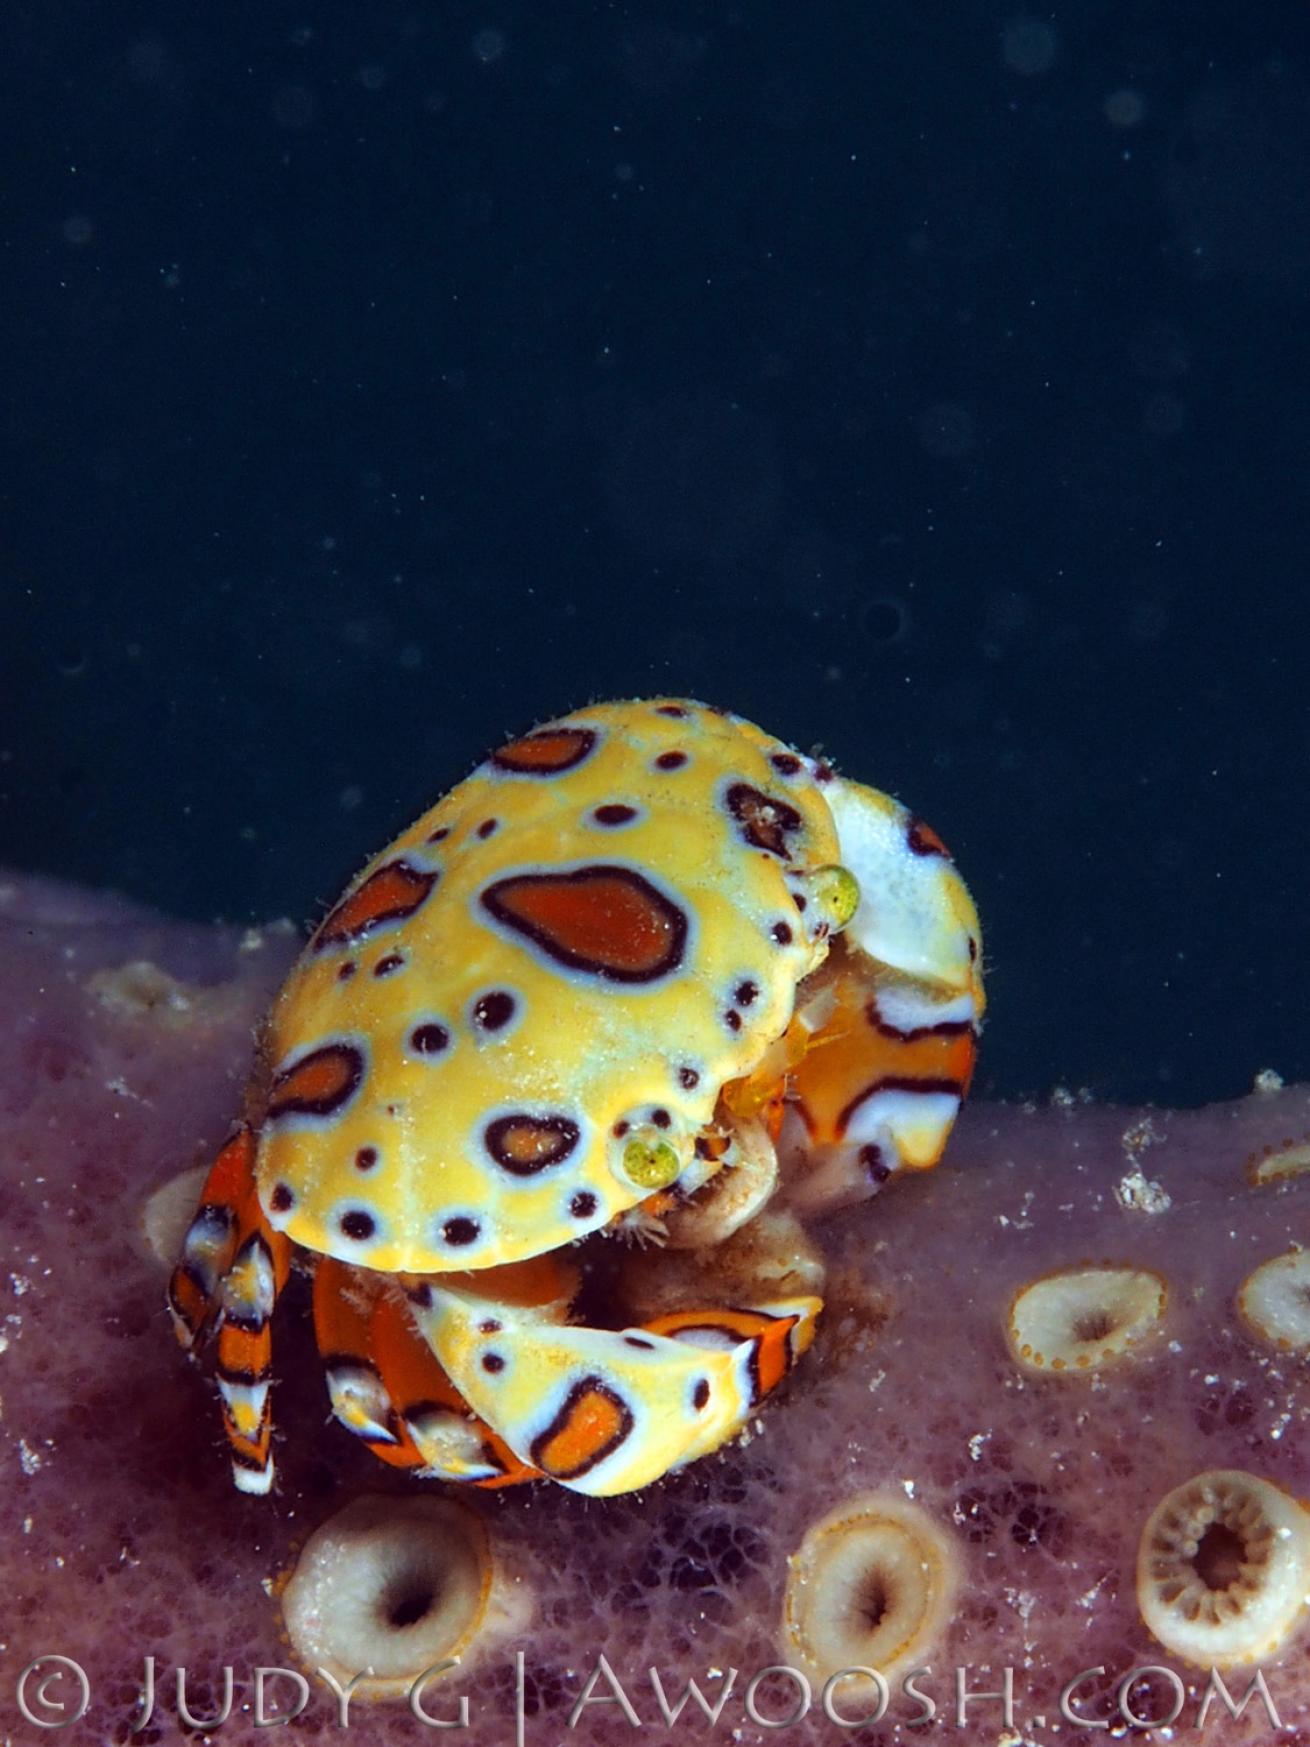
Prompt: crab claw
<box><xmin>407</xmin><ymin>1283</ymin><xmax>820</xmax><ymax>1497</ymax></box>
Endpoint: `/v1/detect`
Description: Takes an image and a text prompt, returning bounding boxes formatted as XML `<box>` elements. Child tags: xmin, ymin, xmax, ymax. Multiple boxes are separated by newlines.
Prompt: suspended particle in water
<box><xmin>472</xmin><ymin>29</ymin><xmax>507</xmax><ymax>65</ymax></box>
<box><xmin>917</xmin><ymin>403</ymin><xmax>975</xmax><ymax>460</ymax></box>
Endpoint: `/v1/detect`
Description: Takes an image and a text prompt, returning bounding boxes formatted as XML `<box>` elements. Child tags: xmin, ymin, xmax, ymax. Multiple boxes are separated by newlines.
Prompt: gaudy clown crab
<box><xmin>169</xmin><ymin>700</ymin><xmax>983</xmax><ymax>1498</ymax></box>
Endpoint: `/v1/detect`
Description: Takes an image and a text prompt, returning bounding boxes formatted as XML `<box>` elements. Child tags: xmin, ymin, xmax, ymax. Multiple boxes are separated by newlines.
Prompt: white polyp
<box><xmin>1237</xmin><ymin>1249</ymin><xmax>1310</xmax><ymax>1352</ymax></box>
<box><xmin>1137</xmin><ymin>1470</ymin><xmax>1310</xmax><ymax>1667</ymax></box>
<box><xmin>1006</xmin><ymin>1264</ymin><xmax>1167</xmax><ymax>1373</ymax></box>
<box><xmin>282</xmin><ymin>1495</ymin><xmax>530</xmax><ymax>1699</ymax></box>
<box><xmin>781</xmin><ymin>1492</ymin><xmax>960</xmax><ymax>1685</ymax></box>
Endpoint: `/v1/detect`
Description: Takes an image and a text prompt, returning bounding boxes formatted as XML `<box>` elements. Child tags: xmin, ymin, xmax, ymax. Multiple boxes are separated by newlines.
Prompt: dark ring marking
<box><xmin>492</xmin><ymin>725</ymin><xmax>597</xmax><ymax>776</ymax></box>
<box><xmin>269</xmin><ymin>1182</ymin><xmax>295</xmax><ymax>1212</ymax></box>
<box><xmin>655</xmin><ymin>704</ymin><xmax>688</xmax><ymax>718</ymax></box>
<box><xmin>217</xmin><ymin>1361</ymin><xmax>270</xmax><ymax>1388</ymax></box>
<box><xmin>442</xmin><ymin>1216</ymin><xmax>481</xmax><ymax>1246</ymax></box>
<box><xmin>485</xmin><ymin>1113</ymin><xmax>581</xmax><ymax>1177</ymax></box>
<box><xmin>725</xmin><ymin>783</ymin><xmax>805</xmax><ymax>858</ymax></box>
<box><xmin>866</xmin><ymin>997</ymin><xmax>974</xmax><ymax>1043</ymax></box>
<box><xmin>339</xmin><ymin>1209</ymin><xmax>376</xmax><ymax>1241</ymax></box>
<box><xmin>529</xmin><ymin>1375</ymin><xmax>635</xmax><ymax>1481</ymax></box>
<box><xmin>655</xmin><ymin>750</ymin><xmax>687</xmax><ymax>770</ymax></box>
<box><xmin>769</xmin><ymin>751</ymin><xmax>803</xmax><ymax>777</ymax></box>
<box><xmin>472</xmin><ymin>990</ymin><xmax>516</xmax><ymax>1032</ymax></box>
<box><xmin>481</xmin><ymin>866</ymin><xmax>689</xmax><ymax>984</ymax></box>
<box><xmin>570</xmin><ymin>1190</ymin><xmax>598</xmax><ymax>1218</ymax></box>
<box><xmin>592</xmin><ymin>803</ymin><xmax>638</xmax><ymax>827</ymax></box>
<box><xmin>692</xmin><ymin>1378</ymin><xmax>711</xmax><ymax>1411</ymax></box>
<box><xmin>678</xmin><ymin>1066</ymin><xmax>700</xmax><ymax>1089</ymax></box>
<box><xmin>267</xmin><ymin>1042</ymin><xmax>365</xmax><ymax>1122</ymax></box>
<box><xmin>312</xmin><ymin>859</ymin><xmax>437</xmax><ymax>951</ymax></box>
<box><xmin>410</xmin><ymin>1022</ymin><xmax>451</xmax><ymax>1055</ymax></box>
<box><xmin>835</xmin><ymin>1074</ymin><xmax>964</xmax><ymax>1141</ymax></box>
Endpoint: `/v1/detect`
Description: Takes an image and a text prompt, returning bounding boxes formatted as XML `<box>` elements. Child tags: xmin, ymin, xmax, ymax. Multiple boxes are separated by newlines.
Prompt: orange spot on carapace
<box><xmin>313</xmin><ymin>860</ymin><xmax>436</xmax><ymax>949</ymax></box>
<box><xmin>492</xmin><ymin>726</ymin><xmax>596</xmax><ymax>775</ymax></box>
<box><xmin>482</xmin><ymin>867</ymin><xmax>688</xmax><ymax>982</ymax></box>
<box><xmin>266</xmin><ymin>1043</ymin><xmax>364</xmax><ymax>1121</ymax></box>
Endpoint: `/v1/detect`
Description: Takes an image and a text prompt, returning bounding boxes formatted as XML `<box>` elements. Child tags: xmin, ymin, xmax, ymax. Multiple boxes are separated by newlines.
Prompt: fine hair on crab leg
<box><xmin>168</xmin><ymin>1124</ymin><xmax>291</xmax><ymax>1494</ymax></box>
<box><xmin>313</xmin><ymin>1257</ymin><xmax>538</xmax><ymax>1486</ymax></box>
<box><xmin>409</xmin><ymin>1278</ymin><xmax>821</xmax><ymax>1496</ymax></box>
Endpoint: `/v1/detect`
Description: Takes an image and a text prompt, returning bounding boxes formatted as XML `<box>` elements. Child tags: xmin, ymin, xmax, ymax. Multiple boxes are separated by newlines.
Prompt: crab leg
<box><xmin>168</xmin><ymin>1125</ymin><xmax>291</xmax><ymax>1494</ymax></box>
<box><xmin>778</xmin><ymin>777</ymin><xmax>985</xmax><ymax>1215</ymax></box>
<box><xmin>407</xmin><ymin>1282</ymin><xmax>821</xmax><ymax>1497</ymax></box>
<box><xmin>312</xmin><ymin>1258</ymin><xmax>538</xmax><ymax>1487</ymax></box>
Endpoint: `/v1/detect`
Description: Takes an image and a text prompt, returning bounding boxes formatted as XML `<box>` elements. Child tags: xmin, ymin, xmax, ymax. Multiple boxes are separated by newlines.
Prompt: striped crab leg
<box><xmin>168</xmin><ymin>1125</ymin><xmax>291</xmax><ymax>1494</ymax></box>
<box><xmin>312</xmin><ymin>1257</ymin><xmax>538</xmax><ymax>1487</ymax></box>
<box><xmin>778</xmin><ymin>776</ymin><xmax>985</xmax><ymax>1215</ymax></box>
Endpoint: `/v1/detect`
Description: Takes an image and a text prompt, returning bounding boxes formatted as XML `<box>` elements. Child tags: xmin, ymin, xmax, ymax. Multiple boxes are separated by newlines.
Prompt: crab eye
<box><xmin>619</xmin><ymin>1129</ymin><xmax>682</xmax><ymax>1190</ymax></box>
<box><xmin>801</xmin><ymin>863</ymin><xmax>861</xmax><ymax>933</ymax></box>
